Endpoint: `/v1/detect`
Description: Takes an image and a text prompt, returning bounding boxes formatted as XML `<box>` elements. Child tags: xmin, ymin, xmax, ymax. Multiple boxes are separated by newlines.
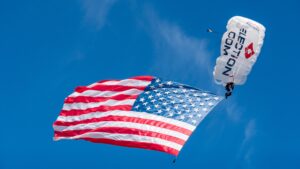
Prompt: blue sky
<box><xmin>1</xmin><ymin>0</ymin><xmax>299</xmax><ymax>169</ymax></box>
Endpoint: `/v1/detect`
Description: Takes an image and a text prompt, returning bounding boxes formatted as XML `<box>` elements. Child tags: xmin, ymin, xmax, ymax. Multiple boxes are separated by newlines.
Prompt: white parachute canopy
<box><xmin>213</xmin><ymin>16</ymin><xmax>265</xmax><ymax>85</ymax></box>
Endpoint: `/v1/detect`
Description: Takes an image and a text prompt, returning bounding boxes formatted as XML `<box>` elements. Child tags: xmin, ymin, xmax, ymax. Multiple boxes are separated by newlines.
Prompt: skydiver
<box><xmin>225</xmin><ymin>82</ymin><xmax>234</xmax><ymax>99</ymax></box>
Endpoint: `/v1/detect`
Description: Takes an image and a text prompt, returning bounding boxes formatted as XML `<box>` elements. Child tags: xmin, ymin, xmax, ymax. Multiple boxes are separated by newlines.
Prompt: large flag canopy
<box><xmin>53</xmin><ymin>76</ymin><xmax>223</xmax><ymax>156</ymax></box>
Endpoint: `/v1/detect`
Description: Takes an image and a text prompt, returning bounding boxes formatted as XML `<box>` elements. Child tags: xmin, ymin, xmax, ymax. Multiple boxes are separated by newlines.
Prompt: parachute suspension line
<box><xmin>226</xmin><ymin>50</ymin><xmax>246</xmax><ymax>99</ymax></box>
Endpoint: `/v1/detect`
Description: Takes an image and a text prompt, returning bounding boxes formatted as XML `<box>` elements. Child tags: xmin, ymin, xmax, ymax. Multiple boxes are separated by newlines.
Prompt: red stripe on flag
<box><xmin>81</xmin><ymin>138</ymin><xmax>179</xmax><ymax>156</ymax></box>
<box><xmin>59</xmin><ymin>105</ymin><xmax>132</xmax><ymax>116</ymax></box>
<box><xmin>54</xmin><ymin>127</ymin><xmax>185</xmax><ymax>145</ymax></box>
<box><xmin>64</xmin><ymin>95</ymin><xmax>139</xmax><ymax>103</ymax></box>
<box><xmin>75</xmin><ymin>85</ymin><xmax>146</xmax><ymax>93</ymax></box>
<box><xmin>129</xmin><ymin>76</ymin><xmax>154</xmax><ymax>81</ymax></box>
<box><xmin>96</xmin><ymin>76</ymin><xmax>153</xmax><ymax>84</ymax></box>
<box><xmin>97</xmin><ymin>79</ymin><xmax>118</xmax><ymax>83</ymax></box>
<box><xmin>54</xmin><ymin>115</ymin><xmax>192</xmax><ymax>136</ymax></box>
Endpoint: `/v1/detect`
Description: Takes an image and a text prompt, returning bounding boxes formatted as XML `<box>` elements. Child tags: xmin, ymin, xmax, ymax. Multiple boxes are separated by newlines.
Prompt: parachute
<box><xmin>213</xmin><ymin>16</ymin><xmax>265</xmax><ymax>98</ymax></box>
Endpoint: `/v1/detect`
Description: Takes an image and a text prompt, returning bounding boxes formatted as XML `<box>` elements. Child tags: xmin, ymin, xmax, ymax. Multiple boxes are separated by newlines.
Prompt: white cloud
<box><xmin>225</xmin><ymin>98</ymin><xmax>243</xmax><ymax>122</ymax></box>
<box><xmin>235</xmin><ymin>119</ymin><xmax>257</xmax><ymax>169</ymax></box>
<box><xmin>80</xmin><ymin>0</ymin><xmax>117</xmax><ymax>30</ymax></box>
<box><xmin>242</xmin><ymin>119</ymin><xmax>257</xmax><ymax>168</ymax></box>
<box><xmin>143</xmin><ymin>7</ymin><xmax>215</xmax><ymax>89</ymax></box>
<box><xmin>243</xmin><ymin>119</ymin><xmax>256</xmax><ymax>144</ymax></box>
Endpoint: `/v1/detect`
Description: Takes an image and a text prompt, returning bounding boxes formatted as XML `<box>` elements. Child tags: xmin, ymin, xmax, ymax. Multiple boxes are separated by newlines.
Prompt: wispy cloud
<box><xmin>243</xmin><ymin>119</ymin><xmax>256</xmax><ymax>144</ymax></box>
<box><xmin>142</xmin><ymin>7</ymin><xmax>215</xmax><ymax>90</ymax></box>
<box><xmin>225</xmin><ymin>98</ymin><xmax>243</xmax><ymax>122</ymax></box>
<box><xmin>242</xmin><ymin>119</ymin><xmax>257</xmax><ymax>168</ymax></box>
<box><xmin>235</xmin><ymin>119</ymin><xmax>257</xmax><ymax>169</ymax></box>
<box><xmin>80</xmin><ymin>0</ymin><xmax>117</xmax><ymax>30</ymax></box>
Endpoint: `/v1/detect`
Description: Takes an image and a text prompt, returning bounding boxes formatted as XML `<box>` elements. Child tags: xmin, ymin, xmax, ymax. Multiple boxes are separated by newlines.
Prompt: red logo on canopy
<box><xmin>245</xmin><ymin>43</ymin><xmax>255</xmax><ymax>59</ymax></box>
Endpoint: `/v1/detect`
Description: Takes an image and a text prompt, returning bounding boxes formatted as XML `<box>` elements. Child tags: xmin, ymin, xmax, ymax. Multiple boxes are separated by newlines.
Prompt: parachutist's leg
<box><xmin>225</xmin><ymin>92</ymin><xmax>232</xmax><ymax>99</ymax></box>
<box><xmin>225</xmin><ymin>92</ymin><xmax>229</xmax><ymax>99</ymax></box>
<box><xmin>225</xmin><ymin>85</ymin><xmax>230</xmax><ymax>92</ymax></box>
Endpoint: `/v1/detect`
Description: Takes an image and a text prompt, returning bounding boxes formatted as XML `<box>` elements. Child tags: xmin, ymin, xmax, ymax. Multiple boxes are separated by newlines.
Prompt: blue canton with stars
<box><xmin>131</xmin><ymin>77</ymin><xmax>223</xmax><ymax>126</ymax></box>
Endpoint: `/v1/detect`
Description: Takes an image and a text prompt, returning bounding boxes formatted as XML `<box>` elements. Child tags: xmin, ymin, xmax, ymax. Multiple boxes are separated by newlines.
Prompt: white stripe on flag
<box><xmin>53</xmin><ymin>121</ymin><xmax>190</xmax><ymax>141</ymax></box>
<box><xmin>100</xmin><ymin>79</ymin><xmax>151</xmax><ymax>87</ymax></box>
<box><xmin>56</xmin><ymin>110</ymin><xmax>196</xmax><ymax>131</ymax></box>
<box><xmin>69</xmin><ymin>89</ymin><xmax>144</xmax><ymax>97</ymax></box>
<box><xmin>88</xmin><ymin>79</ymin><xmax>151</xmax><ymax>88</ymax></box>
<box><xmin>62</xmin><ymin>99</ymin><xmax>136</xmax><ymax>111</ymax></box>
<box><xmin>54</xmin><ymin>132</ymin><xmax>183</xmax><ymax>151</ymax></box>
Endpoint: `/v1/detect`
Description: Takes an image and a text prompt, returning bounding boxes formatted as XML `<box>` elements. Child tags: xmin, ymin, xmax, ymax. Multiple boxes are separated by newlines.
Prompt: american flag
<box><xmin>53</xmin><ymin>76</ymin><xmax>223</xmax><ymax>156</ymax></box>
